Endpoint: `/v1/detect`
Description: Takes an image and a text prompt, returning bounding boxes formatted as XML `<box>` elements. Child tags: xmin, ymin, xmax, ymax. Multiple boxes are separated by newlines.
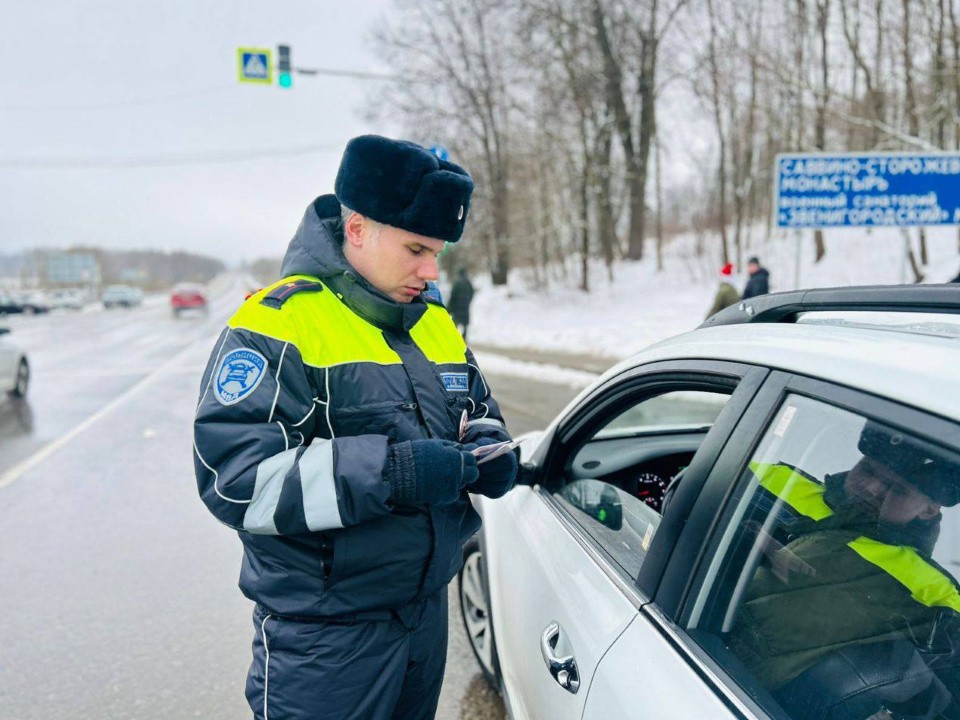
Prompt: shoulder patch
<box><xmin>260</xmin><ymin>279</ymin><xmax>324</xmax><ymax>309</ymax></box>
<box><xmin>214</xmin><ymin>348</ymin><xmax>268</xmax><ymax>405</ymax></box>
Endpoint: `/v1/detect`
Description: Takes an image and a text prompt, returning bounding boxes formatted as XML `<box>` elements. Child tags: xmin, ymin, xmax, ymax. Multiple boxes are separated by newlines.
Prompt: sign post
<box><xmin>774</xmin><ymin>152</ymin><xmax>960</xmax><ymax>287</ymax></box>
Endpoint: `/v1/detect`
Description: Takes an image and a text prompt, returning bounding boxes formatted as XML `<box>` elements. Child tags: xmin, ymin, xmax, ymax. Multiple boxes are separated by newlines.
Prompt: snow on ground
<box><xmin>467</xmin><ymin>226</ymin><xmax>960</xmax><ymax>362</ymax></box>
<box><xmin>472</xmin><ymin>351</ymin><xmax>602</xmax><ymax>388</ymax></box>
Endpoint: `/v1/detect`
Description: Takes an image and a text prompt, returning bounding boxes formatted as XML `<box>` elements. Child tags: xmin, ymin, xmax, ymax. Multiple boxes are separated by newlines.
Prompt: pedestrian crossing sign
<box><xmin>237</xmin><ymin>48</ymin><xmax>273</xmax><ymax>84</ymax></box>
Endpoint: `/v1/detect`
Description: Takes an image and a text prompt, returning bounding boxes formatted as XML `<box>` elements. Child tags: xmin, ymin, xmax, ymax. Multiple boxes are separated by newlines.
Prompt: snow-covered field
<box><xmin>467</xmin><ymin>226</ymin><xmax>960</xmax><ymax>363</ymax></box>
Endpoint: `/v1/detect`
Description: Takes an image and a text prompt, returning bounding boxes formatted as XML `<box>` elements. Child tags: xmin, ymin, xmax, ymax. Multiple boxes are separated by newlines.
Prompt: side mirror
<box><xmin>0</xmin><ymin>327</ymin><xmax>9</xmax><ymax>337</ymax></box>
<box><xmin>517</xmin><ymin>461</ymin><xmax>539</xmax><ymax>486</ymax></box>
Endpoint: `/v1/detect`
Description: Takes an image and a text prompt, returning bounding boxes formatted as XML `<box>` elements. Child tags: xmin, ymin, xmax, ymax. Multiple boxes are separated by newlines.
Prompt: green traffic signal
<box><xmin>278</xmin><ymin>44</ymin><xmax>292</xmax><ymax>89</ymax></box>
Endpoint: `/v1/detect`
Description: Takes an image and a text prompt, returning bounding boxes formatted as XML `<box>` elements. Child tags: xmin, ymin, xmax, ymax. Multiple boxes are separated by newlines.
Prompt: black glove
<box><xmin>466</xmin><ymin>435</ymin><xmax>519</xmax><ymax>499</ymax></box>
<box><xmin>385</xmin><ymin>439</ymin><xmax>479</xmax><ymax>506</ymax></box>
<box><xmin>461</xmin><ymin>421</ymin><xmax>512</xmax><ymax>446</ymax></box>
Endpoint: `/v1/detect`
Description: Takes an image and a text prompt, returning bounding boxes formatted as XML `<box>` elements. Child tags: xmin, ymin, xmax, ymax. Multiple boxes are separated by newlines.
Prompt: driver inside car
<box><xmin>727</xmin><ymin>421</ymin><xmax>960</xmax><ymax>700</ymax></box>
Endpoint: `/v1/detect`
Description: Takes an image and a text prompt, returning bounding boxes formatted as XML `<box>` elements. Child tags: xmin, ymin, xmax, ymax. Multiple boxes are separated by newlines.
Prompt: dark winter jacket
<box><xmin>447</xmin><ymin>276</ymin><xmax>474</xmax><ymax>325</ymax></box>
<box><xmin>706</xmin><ymin>281</ymin><xmax>740</xmax><ymax>318</ymax></box>
<box><xmin>193</xmin><ymin>194</ymin><xmax>509</xmax><ymax>618</ymax></box>
<box><xmin>742</xmin><ymin>267</ymin><xmax>770</xmax><ymax>299</ymax></box>
<box><xmin>728</xmin><ymin>468</ymin><xmax>960</xmax><ymax>691</ymax></box>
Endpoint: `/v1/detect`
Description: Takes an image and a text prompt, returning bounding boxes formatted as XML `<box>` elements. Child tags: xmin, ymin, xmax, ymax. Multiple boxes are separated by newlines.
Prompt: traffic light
<box><xmin>277</xmin><ymin>44</ymin><xmax>292</xmax><ymax>88</ymax></box>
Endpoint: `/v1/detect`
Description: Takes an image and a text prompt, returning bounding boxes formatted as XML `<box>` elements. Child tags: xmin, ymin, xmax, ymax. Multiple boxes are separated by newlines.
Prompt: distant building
<box><xmin>43</xmin><ymin>252</ymin><xmax>102</xmax><ymax>288</ymax></box>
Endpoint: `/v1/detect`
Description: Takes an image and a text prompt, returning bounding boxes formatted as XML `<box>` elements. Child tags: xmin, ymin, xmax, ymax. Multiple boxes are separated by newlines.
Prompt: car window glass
<box><xmin>558</xmin><ymin>389</ymin><xmax>731</xmax><ymax>581</ymax></box>
<box><xmin>597</xmin><ymin>390</ymin><xmax>728</xmax><ymax>438</ymax></box>
<box><xmin>685</xmin><ymin>394</ymin><xmax>960</xmax><ymax>720</ymax></box>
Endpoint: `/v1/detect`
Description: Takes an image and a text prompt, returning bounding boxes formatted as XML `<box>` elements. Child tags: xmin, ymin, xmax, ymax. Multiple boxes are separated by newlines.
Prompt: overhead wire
<box><xmin>0</xmin><ymin>143</ymin><xmax>344</xmax><ymax>169</ymax></box>
<box><xmin>0</xmin><ymin>85</ymin><xmax>236</xmax><ymax>112</ymax></box>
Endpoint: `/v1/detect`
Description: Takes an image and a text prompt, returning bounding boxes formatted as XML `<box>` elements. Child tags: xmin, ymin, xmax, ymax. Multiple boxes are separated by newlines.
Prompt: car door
<box><xmin>585</xmin><ymin>371</ymin><xmax>960</xmax><ymax>720</ymax></box>
<box><xmin>0</xmin><ymin>331</ymin><xmax>15</xmax><ymax>392</ymax></box>
<box><xmin>482</xmin><ymin>360</ymin><xmax>767</xmax><ymax>720</ymax></box>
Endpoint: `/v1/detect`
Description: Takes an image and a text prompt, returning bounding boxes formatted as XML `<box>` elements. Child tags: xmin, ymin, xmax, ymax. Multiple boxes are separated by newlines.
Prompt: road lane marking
<box><xmin>0</xmin><ymin>340</ymin><xmax>225</xmax><ymax>491</ymax></box>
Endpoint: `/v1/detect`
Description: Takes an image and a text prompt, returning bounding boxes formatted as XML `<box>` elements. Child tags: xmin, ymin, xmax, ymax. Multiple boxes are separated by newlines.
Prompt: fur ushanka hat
<box><xmin>334</xmin><ymin>135</ymin><xmax>474</xmax><ymax>243</ymax></box>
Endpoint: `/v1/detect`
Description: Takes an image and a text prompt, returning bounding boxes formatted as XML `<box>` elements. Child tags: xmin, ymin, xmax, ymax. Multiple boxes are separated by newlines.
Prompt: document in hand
<box><xmin>471</xmin><ymin>440</ymin><xmax>521</xmax><ymax>465</ymax></box>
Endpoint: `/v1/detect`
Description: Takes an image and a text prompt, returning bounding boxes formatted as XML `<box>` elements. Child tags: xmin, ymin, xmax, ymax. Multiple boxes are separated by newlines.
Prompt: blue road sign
<box><xmin>775</xmin><ymin>152</ymin><xmax>960</xmax><ymax>228</ymax></box>
<box><xmin>237</xmin><ymin>48</ymin><xmax>272</xmax><ymax>84</ymax></box>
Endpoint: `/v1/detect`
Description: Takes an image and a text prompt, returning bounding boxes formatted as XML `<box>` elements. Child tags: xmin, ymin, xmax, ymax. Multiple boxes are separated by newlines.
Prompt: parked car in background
<box><xmin>0</xmin><ymin>326</ymin><xmax>29</xmax><ymax>398</ymax></box>
<box><xmin>170</xmin><ymin>282</ymin><xmax>208</xmax><ymax>316</ymax></box>
<box><xmin>0</xmin><ymin>292</ymin><xmax>24</xmax><ymax>316</ymax></box>
<box><xmin>49</xmin><ymin>288</ymin><xmax>87</xmax><ymax>311</ymax></box>
<box><xmin>459</xmin><ymin>285</ymin><xmax>960</xmax><ymax>720</ymax></box>
<box><xmin>102</xmin><ymin>285</ymin><xmax>143</xmax><ymax>309</ymax></box>
<box><xmin>13</xmin><ymin>291</ymin><xmax>50</xmax><ymax>314</ymax></box>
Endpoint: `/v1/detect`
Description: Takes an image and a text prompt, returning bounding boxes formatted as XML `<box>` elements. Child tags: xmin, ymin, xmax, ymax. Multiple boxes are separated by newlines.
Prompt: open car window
<box><xmin>554</xmin><ymin>388</ymin><xmax>733</xmax><ymax>582</ymax></box>
<box><xmin>685</xmin><ymin>393</ymin><xmax>960</xmax><ymax>720</ymax></box>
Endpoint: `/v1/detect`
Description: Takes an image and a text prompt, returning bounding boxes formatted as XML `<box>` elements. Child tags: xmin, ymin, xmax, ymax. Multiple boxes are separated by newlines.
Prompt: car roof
<box><xmin>615</xmin><ymin>322</ymin><xmax>960</xmax><ymax>421</ymax></box>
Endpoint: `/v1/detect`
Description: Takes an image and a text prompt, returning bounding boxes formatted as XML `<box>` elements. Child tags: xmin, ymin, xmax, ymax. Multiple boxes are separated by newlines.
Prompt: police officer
<box><xmin>194</xmin><ymin>135</ymin><xmax>518</xmax><ymax>720</ymax></box>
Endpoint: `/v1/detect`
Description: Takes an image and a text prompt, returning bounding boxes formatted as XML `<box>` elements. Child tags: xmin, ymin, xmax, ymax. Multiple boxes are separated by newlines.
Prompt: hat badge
<box><xmin>457</xmin><ymin>205</ymin><xmax>464</xmax><ymax>220</ymax></box>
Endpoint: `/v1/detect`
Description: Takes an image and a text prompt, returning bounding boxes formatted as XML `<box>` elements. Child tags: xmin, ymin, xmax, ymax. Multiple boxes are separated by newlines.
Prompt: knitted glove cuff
<box><xmin>387</xmin><ymin>441</ymin><xmax>418</xmax><ymax>505</ymax></box>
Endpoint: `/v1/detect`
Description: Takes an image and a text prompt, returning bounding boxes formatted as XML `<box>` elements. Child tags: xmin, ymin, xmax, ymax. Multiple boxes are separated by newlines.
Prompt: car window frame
<box><xmin>641</xmin><ymin>369</ymin><xmax>960</xmax><ymax>720</ymax></box>
<box><xmin>527</xmin><ymin>359</ymin><xmax>769</xmax><ymax>602</ymax></box>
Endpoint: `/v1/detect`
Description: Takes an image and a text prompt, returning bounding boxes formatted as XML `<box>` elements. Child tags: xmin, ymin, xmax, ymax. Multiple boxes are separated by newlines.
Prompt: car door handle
<box><xmin>540</xmin><ymin>621</ymin><xmax>580</xmax><ymax>693</ymax></box>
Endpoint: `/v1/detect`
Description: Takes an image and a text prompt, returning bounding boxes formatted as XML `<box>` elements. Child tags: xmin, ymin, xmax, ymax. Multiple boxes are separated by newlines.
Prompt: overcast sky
<box><xmin>0</xmin><ymin>1</ymin><xmax>399</xmax><ymax>263</ymax></box>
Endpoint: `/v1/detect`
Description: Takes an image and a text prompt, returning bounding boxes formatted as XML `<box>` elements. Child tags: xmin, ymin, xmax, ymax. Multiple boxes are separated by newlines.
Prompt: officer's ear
<box><xmin>918</xmin><ymin>500</ymin><xmax>941</xmax><ymax>521</ymax></box>
<box><xmin>343</xmin><ymin>212</ymin><xmax>366</xmax><ymax>248</ymax></box>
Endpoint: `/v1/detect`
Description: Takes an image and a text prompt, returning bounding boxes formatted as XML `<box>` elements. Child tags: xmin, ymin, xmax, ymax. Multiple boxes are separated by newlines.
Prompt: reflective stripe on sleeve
<box><xmin>299</xmin><ymin>440</ymin><xmax>344</xmax><ymax>531</ymax></box>
<box><xmin>243</xmin><ymin>448</ymin><xmax>299</xmax><ymax>534</ymax></box>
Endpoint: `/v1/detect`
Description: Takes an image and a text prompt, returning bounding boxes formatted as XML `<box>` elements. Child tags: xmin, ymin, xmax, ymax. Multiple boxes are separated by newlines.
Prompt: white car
<box><xmin>102</xmin><ymin>285</ymin><xmax>143</xmax><ymax>309</ymax></box>
<box><xmin>0</xmin><ymin>327</ymin><xmax>29</xmax><ymax>398</ymax></box>
<box><xmin>459</xmin><ymin>285</ymin><xmax>960</xmax><ymax>720</ymax></box>
<box><xmin>49</xmin><ymin>288</ymin><xmax>87</xmax><ymax>311</ymax></box>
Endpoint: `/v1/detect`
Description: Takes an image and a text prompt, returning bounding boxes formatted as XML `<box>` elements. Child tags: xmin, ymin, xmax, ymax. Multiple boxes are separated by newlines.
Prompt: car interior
<box><xmin>554</xmin><ymin>388</ymin><xmax>732</xmax><ymax>579</ymax></box>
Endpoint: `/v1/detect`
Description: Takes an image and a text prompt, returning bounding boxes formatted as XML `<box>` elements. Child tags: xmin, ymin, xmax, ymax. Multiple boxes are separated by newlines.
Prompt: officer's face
<box><xmin>844</xmin><ymin>456</ymin><xmax>941</xmax><ymax>525</ymax></box>
<box><xmin>343</xmin><ymin>214</ymin><xmax>444</xmax><ymax>303</ymax></box>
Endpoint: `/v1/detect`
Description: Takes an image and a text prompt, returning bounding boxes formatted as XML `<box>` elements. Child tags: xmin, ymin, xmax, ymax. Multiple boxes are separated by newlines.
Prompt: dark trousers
<box><xmin>246</xmin><ymin>590</ymin><xmax>448</xmax><ymax>720</ymax></box>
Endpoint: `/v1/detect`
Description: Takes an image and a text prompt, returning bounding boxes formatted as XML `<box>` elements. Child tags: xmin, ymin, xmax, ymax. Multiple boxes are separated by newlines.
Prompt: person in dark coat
<box><xmin>194</xmin><ymin>135</ymin><xmax>518</xmax><ymax>720</ymax></box>
<box><xmin>447</xmin><ymin>267</ymin><xmax>475</xmax><ymax>340</ymax></box>
<box><xmin>742</xmin><ymin>256</ymin><xmax>770</xmax><ymax>299</ymax></box>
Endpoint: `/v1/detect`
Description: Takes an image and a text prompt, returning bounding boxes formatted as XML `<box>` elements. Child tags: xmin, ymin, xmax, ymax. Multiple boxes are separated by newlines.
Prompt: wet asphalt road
<box><xmin>0</xmin><ymin>278</ymin><xmax>579</xmax><ymax>720</ymax></box>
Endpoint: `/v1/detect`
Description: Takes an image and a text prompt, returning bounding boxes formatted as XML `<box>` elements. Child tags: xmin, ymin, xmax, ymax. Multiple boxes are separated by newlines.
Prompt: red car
<box><xmin>170</xmin><ymin>283</ymin><xmax>208</xmax><ymax>316</ymax></box>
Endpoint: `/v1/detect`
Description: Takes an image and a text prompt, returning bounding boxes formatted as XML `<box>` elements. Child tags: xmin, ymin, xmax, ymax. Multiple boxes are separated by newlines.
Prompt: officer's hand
<box><xmin>464</xmin><ymin>436</ymin><xmax>518</xmax><ymax>499</ymax></box>
<box><xmin>385</xmin><ymin>439</ymin><xmax>479</xmax><ymax>506</ymax></box>
<box><xmin>461</xmin><ymin>422</ymin><xmax>511</xmax><ymax>446</ymax></box>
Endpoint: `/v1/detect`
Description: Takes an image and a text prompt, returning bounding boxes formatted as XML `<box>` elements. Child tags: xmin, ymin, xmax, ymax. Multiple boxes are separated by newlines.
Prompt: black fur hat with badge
<box><xmin>334</xmin><ymin>135</ymin><xmax>473</xmax><ymax>243</ymax></box>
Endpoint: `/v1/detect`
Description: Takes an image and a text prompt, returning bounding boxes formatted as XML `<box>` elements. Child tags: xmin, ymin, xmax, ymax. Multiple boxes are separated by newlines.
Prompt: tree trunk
<box><xmin>814</xmin><ymin>0</ymin><xmax>829</xmax><ymax>263</ymax></box>
<box><xmin>591</xmin><ymin>0</ymin><xmax>645</xmax><ymax>261</ymax></box>
<box><xmin>655</xmin><ymin>134</ymin><xmax>664</xmax><ymax>272</ymax></box>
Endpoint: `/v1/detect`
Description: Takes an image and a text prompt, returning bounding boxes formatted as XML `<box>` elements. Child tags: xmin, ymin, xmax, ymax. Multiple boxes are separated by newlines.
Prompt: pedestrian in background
<box><xmin>447</xmin><ymin>266</ymin><xmax>475</xmax><ymax>340</ymax></box>
<box><xmin>193</xmin><ymin>135</ymin><xmax>519</xmax><ymax>720</ymax></box>
<box><xmin>706</xmin><ymin>262</ymin><xmax>740</xmax><ymax>319</ymax></box>
<box><xmin>742</xmin><ymin>256</ymin><xmax>770</xmax><ymax>299</ymax></box>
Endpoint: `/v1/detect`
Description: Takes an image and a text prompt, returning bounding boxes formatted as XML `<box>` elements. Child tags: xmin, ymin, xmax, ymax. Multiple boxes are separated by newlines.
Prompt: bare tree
<box><xmin>376</xmin><ymin>0</ymin><xmax>517</xmax><ymax>284</ymax></box>
<box><xmin>591</xmin><ymin>0</ymin><xmax>688</xmax><ymax>261</ymax></box>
